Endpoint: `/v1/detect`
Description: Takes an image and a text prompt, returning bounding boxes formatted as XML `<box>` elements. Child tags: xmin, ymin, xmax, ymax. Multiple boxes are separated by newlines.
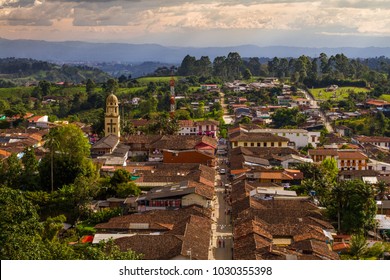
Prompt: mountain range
<box><xmin>1</xmin><ymin>38</ymin><xmax>389</xmax><ymax>63</ymax></box>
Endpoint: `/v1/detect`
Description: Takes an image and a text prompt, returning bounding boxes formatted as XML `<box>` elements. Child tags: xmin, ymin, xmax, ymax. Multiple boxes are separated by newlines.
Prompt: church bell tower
<box><xmin>105</xmin><ymin>93</ymin><xmax>120</xmax><ymax>137</ymax></box>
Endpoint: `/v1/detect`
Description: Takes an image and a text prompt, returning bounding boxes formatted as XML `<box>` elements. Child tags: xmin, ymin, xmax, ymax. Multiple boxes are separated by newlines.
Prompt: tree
<box><xmin>327</xmin><ymin>180</ymin><xmax>377</xmax><ymax>234</ymax></box>
<box><xmin>195</xmin><ymin>101</ymin><xmax>205</xmax><ymax>118</ymax></box>
<box><xmin>85</xmin><ymin>78</ymin><xmax>95</xmax><ymax>95</ymax></box>
<box><xmin>226</xmin><ymin>52</ymin><xmax>243</xmax><ymax>80</ymax></box>
<box><xmin>320</xmin><ymin>157</ymin><xmax>338</xmax><ymax>183</ymax></box>
<box><xmin>0</xmin><ymin>99</ymin><xmax>10</xmax><ymax>114</ymax></box>
<box><xmin>271</xmin><ymin>107</ymin><xmax>306</xmax><ymax>128</ymax></box>
<box><xmin>39</xmin><ymin>124</ymin><xmax>97</xmax><ymax>191</ymax></box>
<box><xmin>178</xmin><ymin>55</ymin><xmax>196</xmax><ymax>76</ymax></box>
<box><xmin>1</xmin><ymin>153</ymin><xmax>22</xmax><ymax>189</ymax></box>
<box><xmin>116</xmin><ymin>182</ymin><xmax>141</xmax><ymax>198</ymax></box>
<box><xmin>21</xmin><ymin>147</ymin><xmax>40</xmax><ymax>190</ymax></box>
<box><xmin>103</xmin><ymin>78</ymin><xmax>118</xmax><ymax>94</ymax></box>
<box><xmin>0</xmin><ymin>187</ymin><xmax>141</xmax><ymax>260</ymax></box>
<box><xmin>243</xmin><ymin>68</ymin><xmax>252</xmax><ymax>80</ymax></box>
<box><xmin>348</xmin><ymin>234</ymin><xmax>368</xmax><ymax>260</ymax></box>
<box><xmin>375</xmin><ymin>180</ymin><xmax>389</xmax><ymax>200</ymax></box>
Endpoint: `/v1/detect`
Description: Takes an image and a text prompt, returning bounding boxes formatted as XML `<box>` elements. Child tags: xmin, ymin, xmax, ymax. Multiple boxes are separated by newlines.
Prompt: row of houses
<box><xmin>91</xmin><ymin>134</ymin><xmax>218</xmax><ymax>167</ymax></box>
<box><xmin>130</xmin><ymin>119</ymin><xmax>219</xmax><ymax>137</ymax></box>
<box><xmin>232</xmin><ymin>195</ymin><xmax>339</xmax><ymax>260</ymax></box>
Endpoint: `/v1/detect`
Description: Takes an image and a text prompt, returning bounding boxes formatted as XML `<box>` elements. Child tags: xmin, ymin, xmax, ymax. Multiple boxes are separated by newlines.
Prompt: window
<box><xmin>383</xmin><ymin>166</ymin><xmax>387</xmax><ymax>171</ymax></box>
<box><xmin>278</xmin><ymin>142</ymin><xmax>282</xmax><ymax>147</ymax></box>
<box><xmin>257</xmin><ymin>143</ymin><xmax>261</xmax><ymax>147</ymax></box>
<box><xmin>263</xmin><ymin>143</ymin><xmax>267</xmax><ymax>147</ymax></box>
<box><xmin>251</xmin><ymin>142</ymin><xmax>254</xmax><ymax>147</ymax></box>
<box><xmin>244</xmin><ymin>142</ymin><xmax>248</xmax><ymax>147</ymax></box>
<box><xmin>271</xmin><ymin>142</ymin><xmax>275</xmax><ymax>147</ymax></box>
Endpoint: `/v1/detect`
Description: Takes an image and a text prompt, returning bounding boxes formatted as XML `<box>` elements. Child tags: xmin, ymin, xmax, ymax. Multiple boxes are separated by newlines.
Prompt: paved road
<box><xmin>219</xmin><ymin>91</ymin><xmax>234</xmax><ymax>125</ymax></box>
<box><xmin>303</xmin><ymin>90</ymin><xmax>334</xmax><ymax>133</ymax></box>
<box><xmin>209</xmin><ymin>158</ymin><xmax>233</xmax><ymax>260</ymax></box>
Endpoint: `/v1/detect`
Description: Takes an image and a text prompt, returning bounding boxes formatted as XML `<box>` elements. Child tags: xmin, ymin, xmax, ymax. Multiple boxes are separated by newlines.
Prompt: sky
<box><xmin>0</xmin><ymin>0</ymin><xmax>390</xmax><ymax>47</ymax></box>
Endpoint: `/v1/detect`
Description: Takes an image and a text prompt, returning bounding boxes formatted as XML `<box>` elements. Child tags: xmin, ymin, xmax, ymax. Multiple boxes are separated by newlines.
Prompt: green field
<box><xmin>0</xmin><ymin>87</ymin><xmax>34</xmax><ymax>99</ymax></box>
<box><xmin>136</xmin><ymin>76</ymin><xmax>182</xmax><ymax>84</ymax></box>
<box><xmin>116</xmin><ymin>87</ymin><xmax>147</xmax><ymax>96</ymax></box>
<box><xmin>310</xmin><ymin>87</ymin><xmax>370</xmax><ymax>101</ymax></box>
<box><xmin>379</xmin><ymin>94</ymin><xmax>390</xmax><ymax>102</ymax></box>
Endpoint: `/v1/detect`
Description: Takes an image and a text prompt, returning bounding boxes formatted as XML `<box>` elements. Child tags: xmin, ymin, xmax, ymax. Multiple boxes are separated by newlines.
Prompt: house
<box><xmin>334</xmin><ymin>125</ymin><xmax>353</xmax><ymax>137</ymax></box>
<box><xmin>279</xmin><ymin>154</ymin><xmax>313</xmax><ymax>169</ymax></box>
<box><xmin>326</xmin><ymin>85</ymin><xmax>338</xmax><ymax>92</ymax></box>
<box><xmin>246</xmin><ymin>169</ymin><xmax>303</xmax><ymax>186</ymax></box>
<box><xmin>229</xmin><ymin>131</ymin><xmax>289</xmax><ymax>149</ymax></box>
<box><xmin>163</xmin><ymin>149</ymin><xmax>216</xmax><ymax>167</ymax></box>
<box><xmin>249</xmin><ymin>128</ymin><xmax>321</xmax><ymax>148</ymax></box>
<box><xmin>309</xmin><ymin>149</ymin><xmax>369</xmax><ymax>171</ymax></box>
<box><xmin>338</xmin><ymin>169</ymin><xmax>379</xmax><ymax>181</ymax></box>
<box><xmin>294</xmin><ymin>98</ymin><xmax>312</xmax><ymax>107</ymax></box>
<box><xmin>366</xmin><ymin>99</ymin><xmax>390</xmax><ymax>112</ymax></box>
<box><xmin>178</xmin><ymin>120</ymin><xmax>197</xmax><ymax>135</ymax></box>
<box><xmin>368</xmin><ymin>159</ymin><xmax>390</xmax><ymax>175</ymax></box>
<box><xmin>27</xmin><ymin>115</ymin><xmax>49</xmax><ymax>128</ymax></box>
<box><xmin>136</xmin><ymin>180</ymin><xmax>214</xmax><ymax>211</ymax></box>
<box><xmin>148</xmin><ymin>135</ymin><xmax>217</xmax><ymax>161</ymax></box>
<box><xmin>0</xmin><ymin>130</ymin><xmax>48</xmax><ymax>154</ymax></box>
<box><xmin>123</xmin><ymin>135</ymin><xmax>162</xmax><ymax>158</ymax></box>
<box><xmin>232</xmin><ymin>197</ymin><xmax>338</xmax><ymax>260</ymax></box>
<box><xmin>94</xmin><ymin>206</ymin><xmax>212</xmax><ymax>260</ymax></box>
<box><xmin>195</xmin><ymin>120</ymin><xmax>219</xmax><ymax>137</ymax></box>
<box><xmin>229</xmin><ymin>146</ymin><xmax>301</xmax><ymax>171</ymax></box>
<box><xmin>200</xmin><ymin>84</ymin><xmax>219</xmax><ymax>91</ymax></box>
<box><xmin>353</xmin><ymin>136</ymin><xmax>390</xmax><ymax>149</ymax></box>
<box><xmin>128</xmin><ymin>163</ymin><xmax>216</xmax><ymax>189</ymax></box>
<box><xmin>91</xmin><ymin>135</ymin><xmax>119</xmax><ymax>156</ymax></box>
<box><xmin>249</xmin><ymin>187</ymin><xmax>297</xmax><ymax>199</ymax></box>
<box><xmin>308</xmin><ymin>148</ymin><xmax>338</xmax><ymax>162</ymax></box>
<box><xmin>91</xmin><ymin>134</ymin><xmax>129</xmax><ymax>166</ymax></box>
<box><xmin>114</xmin><ymin>215</ymin><xmax>211</xmax><ymax>260</ymax></box>
<box><xmin>338</xmin><ymin>150</ymin><xmax>368</xmax><ymax>171</ymax></box>
<box><xmin>128</xmin><ymin>119</ymin><xmax>151</xmax><ymax>133</ymax></box>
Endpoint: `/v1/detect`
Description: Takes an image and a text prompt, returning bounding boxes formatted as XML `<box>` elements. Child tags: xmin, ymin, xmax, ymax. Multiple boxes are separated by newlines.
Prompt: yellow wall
<box><xmin>232</xmin><ymin>141</ymin><xmax>288</xmax><ymax>148</ymax></box>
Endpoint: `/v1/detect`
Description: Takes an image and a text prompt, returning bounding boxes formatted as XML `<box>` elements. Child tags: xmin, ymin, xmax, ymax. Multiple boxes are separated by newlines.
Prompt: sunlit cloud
<box><xmin>0</xmin><ymin>0</ymin><xmax>389</xmax><ymax>47</ymax></box>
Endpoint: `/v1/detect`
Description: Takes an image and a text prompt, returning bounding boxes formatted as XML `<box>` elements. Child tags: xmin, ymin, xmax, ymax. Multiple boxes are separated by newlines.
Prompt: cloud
<box><xmin>0</xmin><ymin>1</ymin><xmax>73</xmax><ymax>25</ymax></box>
<box><xmin>0</xmin><ymin>0</ymin><xmax>389</xmax><ymax>47</ymax></box>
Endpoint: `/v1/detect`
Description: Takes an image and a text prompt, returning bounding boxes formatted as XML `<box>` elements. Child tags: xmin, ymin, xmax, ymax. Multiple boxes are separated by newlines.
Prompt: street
<box><xmin>209</xmin><ymin>156</ymin><xmax>233</xmax><ymax>260</ymax></box>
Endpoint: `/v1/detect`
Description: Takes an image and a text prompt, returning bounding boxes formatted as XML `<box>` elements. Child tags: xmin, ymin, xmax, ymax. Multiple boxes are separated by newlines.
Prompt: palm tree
<box><xmin>349</xmin><ymin>234</ymin><xmax>368</xmax><ymax>260</ymax></box>
<box><xmin>375</xmin><ymin>180</ymin><xmax>389</xmax><ymax>200</ymax></box>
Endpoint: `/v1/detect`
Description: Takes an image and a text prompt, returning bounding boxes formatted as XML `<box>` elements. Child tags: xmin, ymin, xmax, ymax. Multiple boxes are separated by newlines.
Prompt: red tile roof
<box><xmin>337</xmin><ymin>151</ymin><xmax>368</xmax><ymax>160</ymax></box>
<box><xmin>356</xmin><ymin>136</ymin><xmax>390</xmax><ymax>143</ymax></box>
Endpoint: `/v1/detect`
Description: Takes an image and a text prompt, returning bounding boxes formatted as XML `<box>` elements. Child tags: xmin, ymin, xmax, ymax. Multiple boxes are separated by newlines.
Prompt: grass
<box><xmin>0</xmin><ymin>87</ymin><xmax>34</xmax><ymax>99</ymax></box>
<box><xmin>136</xmin><ymin>76</ymin><xmax>183</xmax><ymax>84</ymax></box>
<box><xmin>116</xmin><ymin>87</ymin><xmax>147</xmax><ymax>96</ymax></box>
<box><xmin>379</xmin><ymin>94</ymin><xmax>390</xmax><ymax>102</ymax></box>
<box><xmin>310</xmin><ymin>87</ymin><xmax>370</xmax><ymax>101</ymax></box>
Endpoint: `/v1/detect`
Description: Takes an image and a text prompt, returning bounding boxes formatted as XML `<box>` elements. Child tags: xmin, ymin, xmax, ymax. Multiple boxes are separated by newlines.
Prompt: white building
<box><xmin>249</xmin><ymin>128</ymin><xmax>321</xmax><ymax>148</ymax></box>
<box><xmin>368</xmin><ymin>159</ymin><xmax>390</xmax><ymax>175</ymax></box>
<box><xmin>27</xmin><ymin>115</ymin><xmax>49</xmax><ymax>128</ymax></box>
<box><xmin>353</xmin><ymin>136</ymin><xmax>390</xmax><ymax>149</ymax></box>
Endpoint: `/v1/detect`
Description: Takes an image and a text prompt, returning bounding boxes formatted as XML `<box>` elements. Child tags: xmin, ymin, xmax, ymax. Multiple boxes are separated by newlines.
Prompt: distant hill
<box><xmin>1</xmin><ymin>38</ymin><xmax>389</xmax><ymax>64</ymax></box>
<box><xmin>0</xmin><ymin>57</ymin><xmax>111</xmax><ymax>85</ymax></box>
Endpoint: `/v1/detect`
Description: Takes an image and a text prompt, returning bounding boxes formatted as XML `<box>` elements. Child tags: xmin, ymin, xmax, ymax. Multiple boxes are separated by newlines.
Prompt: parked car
<box><xmin>220</xmin><ymin>168</ymin><xmax>226</xmax><ymax>175</ymax></box>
